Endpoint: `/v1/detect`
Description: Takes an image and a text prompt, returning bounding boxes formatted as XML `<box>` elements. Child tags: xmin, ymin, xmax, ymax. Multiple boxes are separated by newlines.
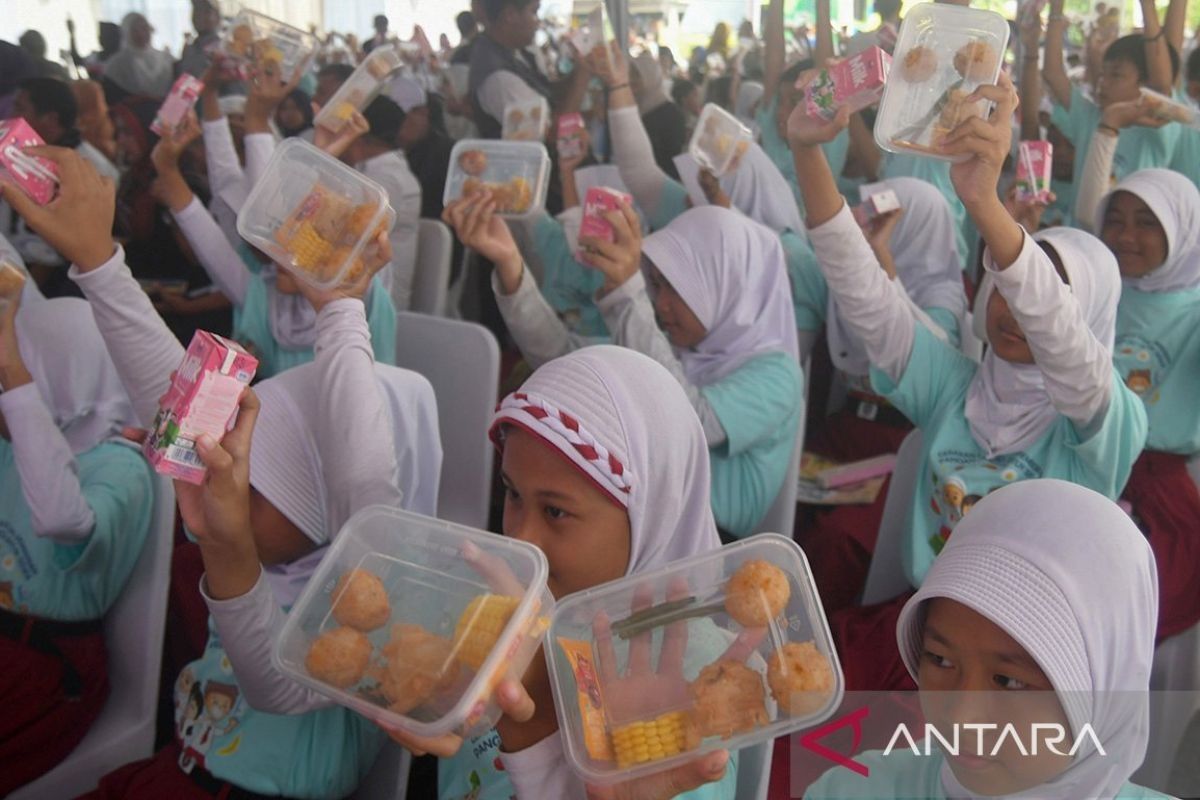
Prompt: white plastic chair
<box><xmin>861</xmin><ymin>430</ymin><xmax>923</xmax><ymax>606</ymax></box>
<box><xmin>353</xmin><ymin>741</ymin><xmax>411</xmax><ymax>800</ymax></box>
<box><xmin>410</xmin><ymin>219</ymin><xmax>453</xmax><ymax>316</ymax></box>
<box><xmin>755</xmin><ymin>357</ymin><xmax>810</xmax><ymax>537</ymax></box>
<box><xmin>734</xmin><ymin>740</ymin><xmax>775</xmax><ymax>800</ymax></box>
<box><xmin>12</xmin><ymin>473</ymin><xmax>175</xmax><ymax>800</ymax></box>
<box><xmin>394</xmin><ymin>312</ymin><xmax>500</xmax><ymax>530</ymax></box>
<box><xmin>960</xmin><ymin>311</ymin><xmax>985</xmax><ymax>363</ymax></box>
<box><xmin>1133</xmin><ymin>621</ymin><xmax>1200</xmax><ymax>796</ymax></box>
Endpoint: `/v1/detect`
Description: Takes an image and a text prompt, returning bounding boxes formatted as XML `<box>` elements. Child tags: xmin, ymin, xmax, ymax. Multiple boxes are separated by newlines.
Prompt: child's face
<box><xmin>501</xmin><ymin>428</ymin><xmax>632</xmax><ymax>599</ymax></box>
<box><xmin>1100</xmin><ymin>191</ymin><xmax>1168</xmax><ymax>278</ymax></box>
<box><xmin>985</xmin><ymin>290</ymin><xmax>1035</xmax><ymax>365</ymax></box>
<box><xmin>206</xmin><ymin>693</ymin><xmax>233</xmax><ymax>720</ymax></box>
<box><xmin>647</xmin><ymin>266</ymin><xmax>707</xmax><ymax>349</ymax></box>
<box><xmin>1097</xmin><ymin>58</ymin><xmax>1142</xmax><ymax>108</ymax></box>
<box><xmin>919</xmin><ymin>598</ymin><xmax>1072</xmax><ymax>795</ymax></box>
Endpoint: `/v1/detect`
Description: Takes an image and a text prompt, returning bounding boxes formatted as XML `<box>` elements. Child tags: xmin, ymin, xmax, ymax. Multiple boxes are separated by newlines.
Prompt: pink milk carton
<box><xmin>851</xmin><ymin>187</ymin><xmax>901</xmax><ymax>226</ymax></box>
<box><xmin>577</xmin><ymin>186</ymin><xmax>632</xmax><ymax>260</ymax></box>
<box><xmin>557</xmin><ymin>112</ymin><xmax>587</xmax><ymax>161</ymax></box>
<box><xmin>806</xmin><ymin>46</ymin><xmax>892</xmax><ymax>120</ymax></box>
<box><xmin>1015</xmin><ymin>141</ymin><xmax>1053</xmax><ymax>203</ymax></box>
<box><xmin>151</xmin><ymin>74</ymin><xmax>206</xmax><ymax>135</ymax></box>
<box><xmin>144</xmin><ymin>331</ymin><xmax>258</xmax><ymax>484</ymax></box>
<box><xmin>0</xmin><ymin>118</ymin><xmax>58</xmax><ymax>205</ymax></box>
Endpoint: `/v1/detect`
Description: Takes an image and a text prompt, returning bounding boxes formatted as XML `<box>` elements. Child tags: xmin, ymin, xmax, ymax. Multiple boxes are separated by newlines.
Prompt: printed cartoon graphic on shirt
<box><xmin>928</xmin><ymin>449</ymin><xmax>1043</xmax><ymax>554</ymax></box>
<box><xmin>443</xmin><ymin>730</ymin><xmax>516</xmax><ymax>800</ymax></box>
<box><xmin>176</xmin><ymin>665</ymin><xmax>243</xmax><ymax>774</ymax></box>
<box><xmin>174</xmin><ymin>666</ymin><xmax>197</xmax><ymax>728</ymax></box>
<box><xmin>0</xmin><ymin>580</ymin><xmax>12</xmax><ymax>609</ymax></box>
<box><xmin>1114</xmin><ymin>335</ymin><xmax>1168</xmax><ymax>404</ymax></box>
<box><xmin>0</xmin><ymin>521</ymin><xmax>36</xmax><ymax>611</ymax></box>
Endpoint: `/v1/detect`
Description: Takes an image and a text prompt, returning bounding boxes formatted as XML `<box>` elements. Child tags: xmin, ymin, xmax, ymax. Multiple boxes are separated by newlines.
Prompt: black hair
<box><xmin>705</xmin><ymin>75</ymin><xmax>733</xmax><ymax>110</ymax></box>
<box><xmin>363</xmin><ymin>95</ymin><xmax>405</xmax><ymax>145</ymax></box>
<box><xmin>481</xmin><ymin>0</ymin><xmax>536</xmax><ymax>24</ymax></box>
<box><xmin>659</xmin><ymin>45</ymin><xmax>676</xmax><ymax>66</ymax></box>
<box><xmin>19</xmin><ymin>76</ymin><xmax>77</xmax><ymax>130</ymax></box>
<box><xmin>780</xmin><ymin>58</ymin><xmax>816</xmax><ymax>88</ymax></box>
<box><xmin>670</xmin><ymin>78</ymin><xmax>697</xmax><ymax>106</ymax></box>
<box><xmin>875</xmin><ymin>0</ymin><xmax>902</xmax><ymax>20</ymax></box>
<box><xmin>456</xmin><ymin>11</ymin><xmax>477</xmax><ymax>37</ymax></box>
<box><xmin>1187</xmin><ymin>47</ymin><xmax>1200</xmax><ymax>83</ymax></box>
<box><xmin>1036</xmin><ymin>241</ymin><xmax>1071</xmax><ymax>284</ymax></box>
<box><xmin>373</xmin><ymin>14</ymin><xmax>388</xmax><ymax>27</ymax></box>
<box><xmin>18</xmin><ymin>30</ymin><xmax>47</xmax><ymax>59</ymax></box>
<box><xmin>1103</xmin><ymin>33</ymin><xmax>1181</xmax><ymax>84</ymax></box>
<box><xmin>317</xmin><ymin>62</ymin><xmax>355</xmax><ymax>83</ymax></box>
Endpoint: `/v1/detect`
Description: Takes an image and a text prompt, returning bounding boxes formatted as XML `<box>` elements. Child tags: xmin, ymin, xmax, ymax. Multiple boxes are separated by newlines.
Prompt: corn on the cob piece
<box><xmin>287</xmin><ymin>222</ymin><xmax>333</xmax><ymax>271</ymax></box>
<box><xmin>611</xmin><ymin>711</ymin><xmax>689</xmax><ymax>769</ymax></box>
<box><xmin>453</xmin><ymin>594</ymin><xmax>521</xmax><ymax>671</ymax></box>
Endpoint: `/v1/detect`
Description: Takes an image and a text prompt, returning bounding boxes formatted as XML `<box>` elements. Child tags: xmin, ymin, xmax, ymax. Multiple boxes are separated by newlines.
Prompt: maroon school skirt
<box><xmin>1121</xmin><ymin>449</ymin><xmax>1200</xmax><ymax>642</ymax></box>
<box><xmin>0</xmin><ymin>610</ymin><xmax>109</xmax><ymax>795</ymax></box>
<box><xmin>79</xmin><ymin>741</ymin><xmax>282</xmax><ymax>800</ymax></box>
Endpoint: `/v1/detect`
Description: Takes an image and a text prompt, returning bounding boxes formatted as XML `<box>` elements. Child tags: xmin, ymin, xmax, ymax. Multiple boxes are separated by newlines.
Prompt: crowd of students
<box><xmin>1</xmin><ymin>0</ymin><xmax>1198</xmax><ymax>797</ymax></box>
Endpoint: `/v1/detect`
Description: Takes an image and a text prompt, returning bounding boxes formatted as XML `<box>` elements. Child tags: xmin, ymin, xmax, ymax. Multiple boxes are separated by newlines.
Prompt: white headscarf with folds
<box><xmin>966</xmin><ymin>228</ymin><xmax>1121</xmax><ymax>457</ymax></box>
<box><xmin>897</xmin><ymin>479</ymin><xmax>1157</xmax><ymax>800</ymax></box>
<box><xmin>674</xmin><ymin>144</ymin><xmax>805</xmax><ymax>235</ymax></box>
<box><xmin>249</xmin><ymin>362</ymin><xmax>442</xmax><ymax>605</ymax></box>
<box><xmin>632</xmin><ymin>52</ymin><xmax>672</xmax><ymax>116</ymax></box>
<box><xmin>491</xmin><ymin>346</ymin><xmax>720</xmax><ymax>576</ymax></box>
<box><xmin>14</xmin><ymin>298</ymin><xmax>137</xmax><ymax>454</ymax></box>
<box><xmin>1098</xmin><ymin>168</ymin><xmax>1200</xmax><ymax>293</ymax></box>
<box><xmin>102</xmin><ymin>13</ymin><xmax>175</xmax><ymax>99</ymax></box>
<box><xmin>828</xmin><ymin>177</ymin><xmax>966</xmax><ymax>376</ymax></box>
<box><xmin>640</xmin><ymin>206</ymin><xmax>799</xmax><ymax>386</ymax></box>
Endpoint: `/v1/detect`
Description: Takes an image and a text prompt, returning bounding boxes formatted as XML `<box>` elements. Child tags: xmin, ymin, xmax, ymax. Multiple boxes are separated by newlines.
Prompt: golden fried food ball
<box><xmin>901</xmin><ymin>45</ymin><xmax>939</xmax><ymax>83</ymax></box>
<box><xmin>460</xmin><ymin>177</ymin><xmax>483</xmax><ymax>199</ymax></box>
<box><xmin>342</xmin><ymin>203</ymin><xmax>381</xmax><ymax>243</ymax></box>
<box><xmin>766</xmin><ymin>641</ymin><xmax>835</xmax><ymax>716</ymax></box>
<box><xmin>331</xmin><ymin>569</ymin><xmax>391</xmax><ymax>631</ymax></box>
<box><xmin>305</xmin><ymin>626</ymin><xmax>373</xmax><ymax>688</ymax></box>
<box><xmin>458</xmin><ymin>149</ymin><xmax>489</xmax><ymax>176</ymax></box>
<box><xmin>953</xmin><ymin>39</ymin><xmax>998</xmax><ymax>81</ymax></box>
<box><xmin>689</xmin><ymin>660</ymin><xmax>770</xmax><ymax>739</ymax></box>
<box><xmin>725</xmin><ymin>559</ymin><xmax>791</xmax><ymax>628</ymax></box>
<box><xmin>378</xmin><ymin>623</ymin><xmax>459</xmax><ymax>715</ymax></box>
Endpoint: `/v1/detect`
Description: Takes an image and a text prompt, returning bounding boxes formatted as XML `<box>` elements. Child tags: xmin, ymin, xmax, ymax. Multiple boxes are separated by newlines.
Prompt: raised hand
<box><xmin>786</xmin><ymin>68</ymin><xmax>851</xmax><ymax>148</ymax></box>
<box><xmin>941</xmin><ymin>72</ymin><xmax>1019</xmax><ymax>211</ymax></box>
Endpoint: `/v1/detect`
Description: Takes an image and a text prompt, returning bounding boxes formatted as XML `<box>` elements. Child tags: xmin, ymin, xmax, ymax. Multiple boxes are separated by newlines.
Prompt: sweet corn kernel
<box><xmin>287</xmin><ymin>222</ymin><xmax>333</xmax><ymax>271</ymax></box>
<box><xmin>453</xmin><ymin>594</ymin><xmax>521</xmax><ymax>671</ymax></box>
<box><xmin>610</xmin><ymin>711</ymin><xmax>689</xmax><ymax>769</ymax></box>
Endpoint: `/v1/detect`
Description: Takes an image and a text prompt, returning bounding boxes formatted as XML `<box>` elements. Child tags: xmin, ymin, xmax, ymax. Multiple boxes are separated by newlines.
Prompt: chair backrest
<box><xmin>734</xmin><ymin>740</ymin><xmax>774</xmax><ymax>800</ymax></box>
<box><xmin>861</xmin><ymin>429</ymin><xmax>923</xmax><ymax>605</ymax></box>
<box><xmin>1134</xmin><ymin>622</ymin><xmax>1200</xmax><ymax>794</ymax></box>
<box><xmin>394</xmin><ymin>312</ymin><xmax>500</xmax><ymax>529</ymax></box>
<box><xmin>960</xmin><ymin>311</ymin><xmax>985</xmax><ymax>362</ymax></box>
<box><xmin>410</xmin><ymin>219</ymin><xmax>453</xmax><ymax>316</ymax></box>
<box><xmin>755</xmin><ymin>358</ymin><xmax>809</xmax><ymax>536</ymax></box>
<box><xmin>104</xmin><ymin>471</ymin><xmax>175</xmax><ymax>735</ymax></box>
<box><xmin>352</xmin><ymin>741</ymin><xmax>411</xmax><ymax>800</ymax></box>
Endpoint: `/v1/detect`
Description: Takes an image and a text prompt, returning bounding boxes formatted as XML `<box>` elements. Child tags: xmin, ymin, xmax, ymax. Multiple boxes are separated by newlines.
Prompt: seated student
<box><xmin>0</xmin><ymin>295</ymin><xmax>152</xmax><ymax>795</ymax></box>
<box><xmin>786</xmin><ymin>71</ymin><xmax>1147</xmax><ymax>690</ymax></box>
<box><xmin>804</xmin><ymin>479</ymin><xmax>1168</xmax><ymax>800</ymax></box>
<box><xmin>2</xmin><ymin>146</ymin><xmax>443</xmax><ymax>799</ymax></box>
<box><xmin>446</xmin><ymin>195</ymin><xmax>802</xmax><ymax>539</ymax></box>
<box><xmin>1043</xmin><ymin>0</ymin><xmax>1181</xmax><ymax>222</ymax></box>
<box><xmin>1079</xmin><ymin>165</ymin><xmax>1200</xmax><ymax>641</ymax></box>
<box><xmin>150</xmin><ymin>115</ymin><xmax>398</xmax><ymax>378</ymax></box>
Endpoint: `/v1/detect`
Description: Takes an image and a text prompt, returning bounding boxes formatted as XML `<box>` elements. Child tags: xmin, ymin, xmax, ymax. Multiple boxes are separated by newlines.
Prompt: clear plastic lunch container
<box><xmin>546</xmin><ymin>534</ymin><xmax>844</xmax><ymax>785</ymax></box>
<box><xmin>237</xmin><ymin>139</ymin><xmax>396</xmax><ymax>290</ymax></box>
<box><xmin>688</xmin><ymin>104</ymin><xmax>753</xmax><ymax>176</ymax></box>
<box><xmin>1139</xmin><ymin>87</ymin><xmax>1200</xmax><ymax>128</ymax></box>
<box><xmin>443</xmin><ymin>139</ymin><xmax>552</xmax><ymax>219</ymax></box>
<box><xmin>501</xmin><ymin>96</ymin><xmax>551</xmax><ymax>142</ymax></box>
<box><xmin>274</xmin><ymin>506</ymin><xmax>555</xmax><ymax>739</ymax></box>
<box><xmin>874</xmin><ymin>3</ymin><xmax>1009</xmax><ymax>162</ymax></box>
<box><xmin>313</xmin><ymin>46</ymin><xmax>404</xmax><ymax>133</ymax></box>
<box><xmin>223</xmin><ymin>9</ymin><xmax>318</xmax><ymax>79</ymax></box>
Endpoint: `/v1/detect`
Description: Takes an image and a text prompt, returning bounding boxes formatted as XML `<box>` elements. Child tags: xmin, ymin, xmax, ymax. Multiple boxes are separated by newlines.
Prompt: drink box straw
<box><xmin>0</xmin><ymin>118</ymin><xmax>58</xmax><ymax>205</ymax></box>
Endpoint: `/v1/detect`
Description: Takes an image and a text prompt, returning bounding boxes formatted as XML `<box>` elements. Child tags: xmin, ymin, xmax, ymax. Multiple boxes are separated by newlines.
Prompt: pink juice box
<box><xmin>151</xmin><ymin>74</ymin><xmax>206</xmax><ymax>135</ymax></box>
<box><xmin>806</xmin><ymin>46</ymin><xmax>892</xmax><ymax>121</ymax></box>
<box><xmin>851</xmin><ymin>187</ymin><xmax>901</xmax><ymax>226</ymax></box>
<box><xmin>144</xmin><ymin>331</ymin><xmax>258</xmax><ymax>484</ymax></box>
<box><xmin>577</xmin><ymin>186</ymin><xmax>632</xmax><ymax>259</ymax></box>
<box><xmin>817</xmin><ymin>453</ymin><xmax>897</xmax><ymax>489</ymax></box>
<box><xmin>1015</xmin><ymin>141</ymin><xmax>1053</xmax><ymax>203</ymax></box>
<box><xmin>0</xmin><ymin>118</ymin><xmax>58</xmax><ymax>205</ymax></box>
<box><xmin>557</xmin><ymin>112</ymin><xmax>587</xmax><ymax>161</ymax></box>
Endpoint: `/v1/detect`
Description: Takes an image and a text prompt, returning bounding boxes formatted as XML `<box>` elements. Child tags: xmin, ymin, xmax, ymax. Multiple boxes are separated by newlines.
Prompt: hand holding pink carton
<box><xmin>805</xmin><ymin>47</ymin><xmax>892</xmax><ymax>120</ymax></box>
<box><xmin>151</xmin><ymin>74</ymin><xmax>205</xmax><ymax>136</ymax></box>
<box><xmin>0</xmin><ymin>118</ymin><xmax>59</xmax><ymax>205</ymax></box>
<box><xmin>1015</xmin><ymin>141</ymin><xmax>1053</xmax><ymax>204</ymax></box>
<box><xmin>577</xmin><ymin>186</ymin><xmax>632</xmax><ymax>261</ymax></box>
<box><xmin>145</xmin><ymin>331</ymin><xmax>259</xmax><ymax>484</ymax></box>
<box><xmin>556</xmin><ymin>113</ymin><xmax>587</xmax><ymax>161</ymax></box>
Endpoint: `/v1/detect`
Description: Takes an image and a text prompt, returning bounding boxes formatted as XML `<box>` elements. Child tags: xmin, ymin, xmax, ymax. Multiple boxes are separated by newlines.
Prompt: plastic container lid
<box><xmin>688</xmin><ymin>104</ymin><xmax>753</xmax><ymax>176</ymax></box>
<box><xmin>1139</xmin><ymin>87</ymin><xmax>1200</xmax><ymax>128</ymax></box>
<box><xmin>443</xmin><ymin>139</ymin><xmax>552</xmax><ymax>219</ymax></box>
<box><xmin>236</xmin><ymin>139</ymin><xmax>396</xmax><ymax>290</ymax></box>
<box><xmin>314</xmin><ymin>46</ymin><xmax>404</xmax><ymax>133</ymax></box>
<box><xmin>223</xmin><ymin>9</ymin><xmax>318</xmax><ymax>79</ymax></box>
<box><xmin>874</xmin><ymin>3</ymin><xmax>1010</xmax><ymax>162</ymax></box>
<box><xmin>274</xmin><ymin>505</ymin><xmax>554</xmax><ymax>739</ymax></box>
<box><xmin>546</xmin><ymin>534</ymin><xmax>845</xmax><ymax>785</ymax></box>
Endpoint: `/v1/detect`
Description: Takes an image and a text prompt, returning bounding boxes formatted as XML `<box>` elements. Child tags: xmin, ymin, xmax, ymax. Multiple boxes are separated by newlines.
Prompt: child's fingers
<box><xmin>222</xmin><ymin>387</ymin><xmax>260</xmax><ymax>462</ymax></box>
<box><xmin>461</xmin><ymin>540</ymin><xmax>526</xmax><ymax>596</ymax></box>
<box><xmin>626</xmin><ymin>583</ymin><xmax>655</xmax><ymax>676</ymax></box>
<box><xmin>659</xmin><ymin>577</ymin><xmax>691</xmax><ymax>674</ymax></box>
<box><xmin>719</xmin><ymin>627</ymin><xmax>768</xmax><ymax>664</ymax></box>
<box><xmin>592</xmin><ymin>611</ymin><xmax>619</xmax><ymax>685</ymax></box>
<box><xmin>496</xmin><ymin>679</ymin><xmax>536</xmax><ymax>724</ymax></box>
<box><xmin>121</xmin><ymin>426</ymin><xmax>149</xmax><ymax>445</ymax></box>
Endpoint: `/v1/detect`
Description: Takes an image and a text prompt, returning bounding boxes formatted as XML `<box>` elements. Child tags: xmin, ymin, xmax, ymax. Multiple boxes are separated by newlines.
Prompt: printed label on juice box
<box><xmin>0</xmin><ymin>118</ymin><xmax>58</xmax><ymax>205</ymax></box>
<box><xmin>557</xmin><ymin>113</ymin><xmax>587</xmax><ymax>161</ymax></box>
<box><xmin>151</xmin><ymin>74</ymin><xmax>205</xmax><ymax>135</ymax></box>
<box><xmin>1015</xmin><ymin>141</ymin><xmax>1053</xmax><ymax>203</ymax></box>
<box><xmin>806</xmin><ymin>47</ymin><xmax>892</xmax><ymax>120</ymax></box>
<box><xmin>577</xmin><ymin>187</ymin><xmax>632</xmax><ymax>260</ymax></box>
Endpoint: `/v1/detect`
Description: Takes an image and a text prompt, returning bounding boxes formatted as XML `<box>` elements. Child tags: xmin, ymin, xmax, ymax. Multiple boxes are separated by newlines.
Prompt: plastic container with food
<box><xmin>688</xmin><ymin>104</ymin><xmax>753</xmax><ymax>176</ymax></box>
<box><xmin>443</xmin><ymin>139</ymin><xmax>551</xmax><ymax>219</ymax></box>
<box><xmin>223</xmin><ymin>9</ymin><xmax>318</xmax><ymax>80</ymax></box>
<box><xmin>274</xmin><ymin>506</ymin><xmax>555</xmax><ymax>739</ymax></box>
<box><xmin>313</xmin><ymin>46</ymin><xmax>404</xmax><ymax>133</ymax></box>
<box><xmin>874</xmin><ymin>4</ymin><xmax>1009</xmax><ymax>162</ymax></box>
<box><xmin>502</xmin><ymin>96</ymin><xmax>551</xmax><ymax>142</ymax></box>
<box><xmin>545</xmin><ymin>534</ymin><xmax>844</xmax><ymax>785</ymax></box>
<box><xmin>1139</xmin><ymin>87</ymin><xmax>1200</xmax><ymax>128</ymax></box>
<box><xmin>237</xmin><ymin>139</ymin><xmax>395</xmax><ymax>290</ymax></box>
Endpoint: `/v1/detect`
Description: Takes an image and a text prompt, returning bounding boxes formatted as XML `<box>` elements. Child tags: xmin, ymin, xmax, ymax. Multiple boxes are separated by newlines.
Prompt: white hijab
<box><xmin>897</xmin><ymin>479</ymin><xmax>1157</xmax><ymax>800</ymax></box>
<box><xmin>828</xmin><ymin>177</ymin><xmax>967</xmax><ymax>376</ymax></box>
<box><xmin>103</xmin><ymin>13</ymin><xmax>175</xmax><ymax>99</ymax></box>
<box><xmin>734</xmin><ymin>80</ymin><xmax>765</xmax><ymax>130</ymax></box>
<box><xmin>1097</xmin><ymin>168</ymin><xmax>1200</xmax><ymax>293</ymax></box>
<box><xmin>15</xmin><ymin>298</ymin><xmax>137</xmax><ymax>454</ymax></box>
<box><xmin>965</xmin><ymin>228</ymin><xmax>1120</xmax><ymax>457</ymax></box>
<box><xmin>641</xmin><ymin>206</ymin><xmax>799</xmax><ymax>386</ymax></box>
<box><xmin>674</xmin><ymin>144</ymin><xmax>805</xmax><ymax>235</ymax></box>
<box><xmin>249</xmin><ymin>361</ymin><xmax>442</xmax><ymax>605</ymax></box>
<box><xmin>632</xmin><ymin>52</ymin><xmax>671</xmax><ymax>116</ymax></box>
<box><xmin>491</xmin><ymin>346</ymin><xmax>720</xmax><ymax>576</ymax></box>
